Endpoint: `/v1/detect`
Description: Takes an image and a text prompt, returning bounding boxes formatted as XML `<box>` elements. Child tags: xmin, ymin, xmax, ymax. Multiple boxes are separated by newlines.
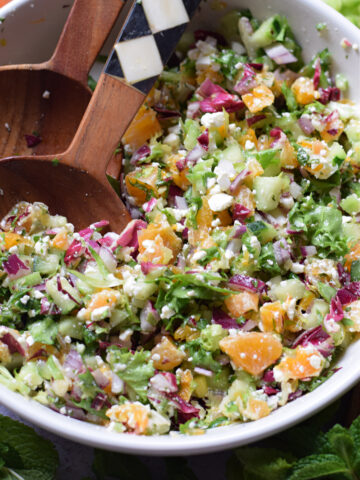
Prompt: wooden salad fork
<box><xmin>0</xmin><ymin>0</ymin><xmax>125</xmax><ymax>158</ymax></box>
<box><xmin>0</xmin><ymin>0</ymin><xmax>202</xmax><ymax>232</ymax></box>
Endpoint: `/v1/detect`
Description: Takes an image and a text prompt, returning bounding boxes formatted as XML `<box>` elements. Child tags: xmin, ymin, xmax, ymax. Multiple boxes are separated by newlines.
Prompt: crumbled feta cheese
<box><xmin>208</xmin><ymin>193</ymin><xmax>233</xmax><ymax>212</ymax></box>
<box><xmin>161</xmin><ymin>306</ymin><xmax>176</xmax><ymax>319</ymax></box>
<box><xmin>201</xmin><ymin>112</ymin><xmax>226</xmax><ymax>129</ymax></box>
<box><xmin>42</xmin><ymin>90</ymin><xmax>51</xmax><ymax>99</ymax></box>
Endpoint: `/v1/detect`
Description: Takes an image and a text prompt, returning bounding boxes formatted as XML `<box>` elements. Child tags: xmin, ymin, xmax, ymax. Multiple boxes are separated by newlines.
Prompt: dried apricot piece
<box><xmin>274</xmin><ymin>346</ymin><xmax>324</xmax><ymax>381</ymax></box>
<box><xmin>244</xmin><ymin>397</ymin><xmax>271</xmax><ymax>420</ymax></box>
<box><xmin>219</xmin><ymin>332</ymin><xmax>282</xmax><ymax>376</ymax></box>
<box><xmin>138</xmin><ymin>223</ymin><xmax>182</xmax><ymax>264</ymax></box>
<box><xmin>242</xmin><ymin>84</ymin><xmax>275</xmax><ymax>113</ymax></box>
<box><xmin>51</xmin><ymin>231</ymin><xmax>69</xmax><ymax>251</ymax></box>
<box><xmin>123</xmin><ymin>105</ymin><xmax>161</xmax><ymax>150</ymax></box>
<box><xmin>260</xmin><ymin>301</ymin><xmax>285</xmax><ymax>333</ymax></box>
<box><xmin>178</xmin><ymin>369</ymin><xmax>194</xmax><ymax>402</ymax></box>
<box><xmin>234</xmin><ymin>185</ymin><xmax>255</xmax><ymax>214</ymax></box>
<box><xmin>1</xmin><ymin>232</ymin><xmax>33</xmax><ymax>250</ymax></box>
<box><xmin>151</xmin><ymin>336</ymin><xmax>185</xmax><ymax>371</ymax></box>
<box><xmin>224</xmin><ymin>292</ymin><xmax>259</xmax><ymax>318</ymax></box>
<box><xmin>125</xmin><ymin>165</ymin><xmax>161</xmax><ymax>206</ymax></box>
<box><xmin>291</xmin><ymin>77</ymin><xmax>315</xmax><ymax>105</ymax></box>
<box><xmin>81</xmin><ymin>289</ymin><xmax>119</xmax><ymax>321</ymax></box>
<box><xmin>106</xmin><ymin>403</ymin><xmax>149</xmax><ymax>434</ymax></box>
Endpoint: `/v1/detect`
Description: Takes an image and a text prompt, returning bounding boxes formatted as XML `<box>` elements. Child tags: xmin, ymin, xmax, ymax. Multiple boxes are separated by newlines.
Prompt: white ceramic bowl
<box><xmin>0</xmin><ymin>0</ymin><xmax>359</xmax><ymax>456</ymax></box>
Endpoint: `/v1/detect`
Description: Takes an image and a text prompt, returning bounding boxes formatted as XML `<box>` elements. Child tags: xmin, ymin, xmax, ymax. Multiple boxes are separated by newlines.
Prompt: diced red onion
<box><xmin>319</xmin><ymin>87</ymin><xmax>341</xmax><ymax>105</ymax></box>
<box><xmin>3</xmin><ymin>254</ymin><xmax>30</xmax><ymax>280</ymax></box>
<box><xmin>264</xmin><ymin>386</ymin><xmax>279</xmax><ymax>395</ymax></box>
<box><xmin>64</xmin><ymin>240</ymin><xmax>85</xmax><ymax>265</ymax></box>
<box><xmin>233</xmin><ymin>225</ymin><xmax>247</xmax><ymax>238</ymax></box>
<box><xmin>234</xmin><ymin>64</ymin><xmax>257</xmax><ymax>95</ymax></box>
<box><xmin>198</xmin><ymin>78</ymin><xmax>226</xmax><ymax>98</ymax></box>
<box><xmin>194</xmin><ymin>367</ymin><xmax>213</xmax><ymax>377</ymax></box>
<box><xmin>186</xmin><ymin>144</ymin><xmax>205</xmax><ymax>165</ymax></box>
<box><xmin>174</xmin><ymin>196</ymin><xmax>188</xmax><ymax>210</ymax></box>
<box><xmin>288</xmin><ymin>390</ymin><xmax>303</xmax><ymax>402</ymax></box>
<box><xmin>212</xmin><ymin>308</ymin><xmax>243</xmax><ymax>329</ymax></box>
<box><xmin>194</xmin><ymin>29</ymin><xmax>227</xmax><ymax>46</ymax></box>
<box><xmin>263</xmin><ymin>370</ymin><xmax>275</xmax><ymax>383</ymax></box>
<box><xmin>187</xmin><ymin>101</ymin><xmax>201</xmax><ymax>119</ymax></box>
<box><xmin>298</xmin><ymin>116</ymin><xmax>315</xmax><ymax>135</ymax></box>
<box><xmin>167</xmin><ymin>185</ymin><xmax>184</xmax><ymax>207</ymax></box>
<box><xmin>40</xmin><ymin>297</ymin><xmax>51</xmax><ymax>315</ymax></box>
<box><xmin>265</xmin><ymin>44</ymin><xmax>297</xmax><ymax>64</ymax></box>
<box><xmin>229</xmin><ymin>170</ymin><xmax>251</xmax><ymax>194</ymax></box>
<box><xmin>99</xmin><ymin>246</ymin><xmax>117</xmax><ymax>273</ymax></box>
<box><xmin>153</xmin><ymin>105</ymin><xmax>181</xmax><ymax>119</ymax></box>
<box><xmin>91</xmin><ymin>392</ymin><xmax>111</xmax><ymax>411</ymax></box>
<box><xmin>248</xmin><ymin>63</ymin><xmax>263</xmax><ymax>71</ymax></box>
<box><xmin>63</xmin><ymin>349</ymin><xmax>85</xmax><ymax>376</ymax></box>
<box><xmin>140</xmin><ymin>300</ymin><xmax>160</xmax><ymax>333</ymax></box>
<box><xmin>337</xmin><ymin>263</ymin><xmax>351</xmax><ymax>286</ymax></box>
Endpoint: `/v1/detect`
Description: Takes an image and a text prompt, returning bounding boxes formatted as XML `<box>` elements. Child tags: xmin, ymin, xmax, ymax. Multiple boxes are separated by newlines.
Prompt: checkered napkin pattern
<box><xmin>105</xmin><ymin>0</ymin><xmax>201</xmax><ymax>94</ymax></box>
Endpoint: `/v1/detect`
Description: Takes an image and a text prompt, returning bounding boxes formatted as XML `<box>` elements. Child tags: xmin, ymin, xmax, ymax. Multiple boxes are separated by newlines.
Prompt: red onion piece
<box><xmin>197</xmin><ymin>129</ymin><xmax>209</xmax><ymax>150</ymax></box>
<box><xmin>143</xmin><ymin>197</ymin><xmax>157</xmax><ymax>213</ymax></box>
<box><xmin>234</xmin><ymin>64</ymin><xmax>257</xmax><ymax>95</ymax></box>
<box><xmin>265</xmin><ymin>44</ymin><xmax>297</xmax><ymax>64</ymax></box>
<box><xmin>247</xmin><ymin>114</ymin><xmax>266</xmax><ymax>127</ymax></box>
<box><xmin>229</xmin><ymin>170</ymin><xmax>251</xmax><ymax>194</ymax></box>
<box><xmin>40</xmin><ymin>297</ymin><xmax>51</xmax><ymax>315</ymax></box>
<box><xmin>298</xmin><ymin>116</ymin><xmax>315</xmax><ymax>135</ymax></box>
<box><xmin>232</xmin><ymin>203</ymin><xmax>251</xmax><ymax>222</ymax></box>
<box><xmin>300</xmin><ymin>246</ymin><xmax>317</xmax><ymax>257</ymax></box>
<box><xmin>130</xmin><ymin>145</ymin><xmax>151</xmax><ymax>165</ymax></box>
<box><xmin>198</xmin><ymin>78</ymin><xmax>226</xmax><ymax>98</ymax></box>
<box><xmin>194</xmin><ymin>367</ymin><xmax>213</xmax><ymax>377</ymax></box>
<box><xmin>212</xmin><ymin>308</ymin><xmax>243</xmax><ymax>329</ymax></box>
<box><xmin>200</xmin><ymin>92</ymin><xmax>244</xmax><ymax>114</ymax></box>
<box><xmin>319</xmin><ymin>87</ymin><xmax>341</xmax><ymax>105</ymax></box>
<box><xmin>313</xmin><ymin>58</ymin><xmax>321</xmax><ymax>90</ymax></box>
<box><xmin>153</xmin><ymin>105</ymin><xmax>181</xmax><ymax>119</ymax></box>
<box><xmin>99</xmin><ymin>246</ymin><xmax>117</xmax><ymax>273</ymax></box>
<box><xmin>187</xmin><ymin>101</ymin><xmax>201</xmax><ymax>119</ymax></box>
<box><xmin>273</xmin><ymin>239</ymin><xmax>291</xmax><ymax>265</ymax></box>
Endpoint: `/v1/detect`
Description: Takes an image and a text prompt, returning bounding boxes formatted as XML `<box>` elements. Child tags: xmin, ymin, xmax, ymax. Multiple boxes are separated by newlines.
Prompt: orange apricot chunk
<box><xmin>233</xmin><ymin>185</ymin><xmax>255</xmax><ymax>214</ymax></box>
<box><xmin>106</xmin><ymin>403</ymin><xmax>149</xmax><ymax>434</ymax></box>
<box><xmin>123</xmin><ymin>105</ymin><xmax>161</xmax><ymax>150</ymax></box>
<box><xmin>81</xmin><ymin>289</ymin><xmax>119</xmax><ymax>321</ymax></box>
<box><xmin>242</xmin><ymin>84</ymin><xmax>275</xmax><ymax>113</ymax></box>
<box><xmin>138</xmin><ymin>223</ymin><xmax>182</xmax><ymax>264</ymax></box>
<box><xmin>274</xmin><ymin>346</ymin><xmax>324</xmax><ymax>380</ymax></box>
<box><xmin>291</xmin><ymin>77</ymin><xmax>315</xmax><ymax>105</ymax></box>
<box><xmin>219</xmin><ymin>332</ymin><xmax>283</xmax><ymax>376</ymax></box>
<box><xmin>178</xmin><ymin>369</ymin><xmax>194</xmax><ymax>402</ymax></box>
<box><xmin>151</xmin><ymin>336</ymin><xmax>185</xmax><ymax>371</ymax></box>
<box><xmin>245</xmin><ymin>397</ymin><xmax>271</xmax><ymax>420</ymax></box>
<box><xmin>51</xmin><ymin>231</ymin><xmax>69</xmax><ymax>251</ymax></box>
<box><xmin>1</xmin><ymin>232</ymin><xmax>33</xmax><ymax>250</ymax></box>
<box><xmin>125</xmin><ymin>165</ymin><xmax>161</xmax><ymax>206</ymax></box>
<box><xmin>260</xmin><ymin>301</ymin><xmax>285</xmax><ymax>333</ymax></box>
<box><xmin>224</xmin><ymin>292</ymin><xmax>259</xmax><ymax>318</ymax></box>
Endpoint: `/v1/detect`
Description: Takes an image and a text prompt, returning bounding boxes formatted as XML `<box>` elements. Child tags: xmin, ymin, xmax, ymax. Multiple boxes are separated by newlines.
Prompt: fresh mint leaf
<box><xmin>0</xmin><ymin>415</ymin><xmax>58</xmax><ymax>480</ymax></box>
<box><xmin>165</xmin><ymin>457</ymin><xmax>199</xmax><ymax>480</ymax></box>
<box><xmin>107</xmin><ymin>348</ymin><xmax>154</xmax><ymax>402</ymax></box>
<box><xmin>92</xmin><ymin>449</ymin><xmax>151</xmax><ymax>480</ymax></box>
<box><xmin>234</xmin><ymin>447</ymin><xmax>295</xmax><ymax>480</ymax></box>
<box><xmin>288</xmin><ymin>454</ymin><xmax>350</xmax><ymax>479</ymax></box>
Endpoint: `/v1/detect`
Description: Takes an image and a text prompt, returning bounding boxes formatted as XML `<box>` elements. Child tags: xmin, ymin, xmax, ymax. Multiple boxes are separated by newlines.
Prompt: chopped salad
<box><xmin>1</xmin><ymin>10</ymin><xmax>360</xmax><ymax>436</ymax></box>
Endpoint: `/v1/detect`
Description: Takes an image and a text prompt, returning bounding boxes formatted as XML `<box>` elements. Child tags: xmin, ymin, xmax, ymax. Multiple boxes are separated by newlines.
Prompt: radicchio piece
<box><xmin>197</xmin><ymin>130</ymin><xmax>209</xmax><ymax>150</ymax></box>
<box><xmin>152</xmin><ymin>106</ymin><xmax>181</xmax><ymax>119</ymax></box>
<box><xmin>150</xmin><ymin>372</ymin><xmax>178</xmax><ymax>393</ymax></box>
<box><xmin>140</xmin><ymin>262</ymin><xmax>165</xmax><ymax>275</ymax></box>
<box><xmin>232</xmin><ymin>203</ymin><xmax>251</xmax><ymax>222</ymax></box>
<box><xmin>292</xmin><ymin>325</ymin><xmax>334</xmax><ymax>357</ymax></box>
<box><xmin>167</xmin><ymin>393</ymin><xmax>200</xmax><ymax>424</ymax></box>
<box><xmin>262</xmin><ymin>370</ymin><xmax>275</xmax><ymax>383</ymax></box>
<box><xmin>56</xmin><ymin>276</ymin><xmax>81</xmax><ymax>306</ymax></box>
<box><xmin>234</xmin><ymin>64</ymin><xmax>257</xmax><ymax>95</ymax></box>
<box><xmin>25</xmin><ymin>134</ymin><xmax>42</xmax><ymax>148</ymax></box>
<box><xmin>198</xmin><ymin>79</ymin><xmax>244</xmax><ymax>114</ymax></box>
<box><xmin>63</xmin><ymin>349</ymin><xmax>85</xmax><ymax>376</ymax></box>
<box><xmin>91</xmin><ymin>392</ymin><xmax>111</xmax><ymax>411</ymax></box>
<box><xmin>273</xmin><ymin>239</ymin><xmax>291</xmax><ymax>266</ymax></box>
<box><xmin>168</xmin><ymin>185</ymin><xmax>185</xmax><ymax>207</ymax></box>
<box><xmin>0</xmin><ymin>333</ymin><xmax>25</xmax><ymax>356</ymax></box>
<box><xmin>228</xmin><ymin>274</ymin><xmax>267</xmax><ymax>293</ymax></box>
<box><xmin>3</xmin><ymin>254</ymin><xmax>30</xmax><ymax>280</ymax></box>
<box><xmin>143</xmin><ymin>197</ymin><xmax>157</xmax><ymax>213</ymax></box>
<box><xmin>64</xmin><ymin>240</ymin><xmax>85</xmax><ymax>266</ymax></box>
<box><xmin>247</xmin><ymin>114</ymin><xmax>266</xmax><ymax>127</ymax></box>
<box><xmin>200</xmin><ymin>92</ymin><xmax>244</xmax><ymax>114</ymax></box>
<box><xmin>264</xmin><ymin>386</ymin><xmax>279</xmax><ymax>395</ymax></box>
<box><xmin>288</xmin><ymin>390</ymin><xmax>303</xmax><ymax>402</ymax></box>
<box><xmin>212</xmin><ymin>308</ymin><xmax>243</xmax><ymax>330</ymax></box>
<box><xmin>130</xmin><ymin>145</ymin><xmax>151</xmax><ymax>165</ymax></box>
<box><xmin>117</xmin><ymin>219</ymin><xmax>147</xmax><ymax>250</ymax></box>
<box><xmin>337</xmin><ymin>263</ymin><xmax>351</xmax><ymax>286</ymax></box>
<box><xmin>40</xmin><ymin>297</ymin><xmax>51</xmax><ymax>315</ymax></box>
<box><xmin>318</xmin><ymin>87</ymin><xmax>341</xmax><ymax>105</ymax></box>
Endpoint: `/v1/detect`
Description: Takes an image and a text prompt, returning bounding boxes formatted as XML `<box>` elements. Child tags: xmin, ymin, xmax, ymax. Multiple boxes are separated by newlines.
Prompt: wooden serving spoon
<box><xmin>0</xmin><ymin>0</ymin><xmax>125</xmax><ymax>158</ymax></box>
<box><xmin>0</xmin><ymin>0</ymin><xmax>201</xmax><ymax>233</ymax></box>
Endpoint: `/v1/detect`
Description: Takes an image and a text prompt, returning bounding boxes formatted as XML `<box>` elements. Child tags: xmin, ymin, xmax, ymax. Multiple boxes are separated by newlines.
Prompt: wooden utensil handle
<box><xmin>48</xmin><ymin>0</ymin><xmax>125</xmax><ymax>87</ymax></box>
<box><xmin>63</xmin><ymin>73</ymin><xmax>145</xmax><ymax>177</ymax></box>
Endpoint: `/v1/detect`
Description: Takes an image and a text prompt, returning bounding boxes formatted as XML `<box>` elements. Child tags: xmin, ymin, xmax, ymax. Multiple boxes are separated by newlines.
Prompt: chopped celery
<box><xmin>253</xmin><ymin>174</ymin><xmax>290</xmax><ymax>212</ymax></box>
<box><xmin>183</xmin><ymin>119</ymin><xmax>201</xmax><ymax>151</ymax></box>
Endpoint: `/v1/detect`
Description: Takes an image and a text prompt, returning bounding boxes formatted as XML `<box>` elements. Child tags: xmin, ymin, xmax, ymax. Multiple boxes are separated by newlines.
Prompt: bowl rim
<box><xmin>0</xmin><ymin>0</ymin><xmax>360</xmax><ymax>456</ymax></box>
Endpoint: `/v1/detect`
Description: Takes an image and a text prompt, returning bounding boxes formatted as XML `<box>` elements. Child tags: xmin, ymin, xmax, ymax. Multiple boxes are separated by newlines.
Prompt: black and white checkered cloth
<box><xmin>105</xmin><ymin>0</ymin><xmax>201</xmax><ymax>94</ymax></box>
